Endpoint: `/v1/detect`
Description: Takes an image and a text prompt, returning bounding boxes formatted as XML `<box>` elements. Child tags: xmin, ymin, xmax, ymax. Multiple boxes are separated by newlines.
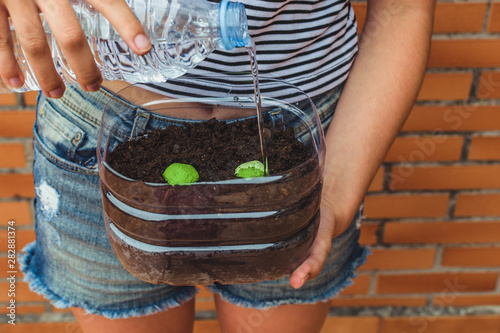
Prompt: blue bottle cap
<box><xmin>219</xmin><ymin>0</ymin><xmax>250</xmax><ymax>50</ymax></box>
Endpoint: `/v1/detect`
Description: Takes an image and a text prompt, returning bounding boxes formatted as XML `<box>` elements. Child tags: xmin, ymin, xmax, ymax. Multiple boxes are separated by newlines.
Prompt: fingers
<box><xmin>7</xmin><ymin>0</ymin><xmax>65</xmax><ymax>97</ymax></box>
<box><xmin>289</xmin><ymin>234</ymin><xmax>332</xmax><ymax>289</ymax></box>
<box><xmin>36</xmin><ymin>0</ymin><xmax>102</xmax><ymax>92</ymax></box>
<box><xmin>1</xmin><ymin>0</ymin><xmax>149</xmax><ymax>97</ymax></box>
<box><xmin>289</xmin><ymin>205</ymin><xmax>336</xmax><ymax>289</ymax></box>
<box><xmin>86</xmin><ymin>0</ymin><xmax>151</xmax><ymax>55</ymax></box>
<box><xmin>0</xmin><ymin>5</ymin><xmax>24</xmax><ymax>89</ymax></box>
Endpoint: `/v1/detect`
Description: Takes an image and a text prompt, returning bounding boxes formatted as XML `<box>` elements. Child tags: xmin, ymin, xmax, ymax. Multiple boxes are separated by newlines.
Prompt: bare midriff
<box><xmin>102</xmin><ymin>81</ymin><xmax>257</xmax><ymax>120</ymax></box>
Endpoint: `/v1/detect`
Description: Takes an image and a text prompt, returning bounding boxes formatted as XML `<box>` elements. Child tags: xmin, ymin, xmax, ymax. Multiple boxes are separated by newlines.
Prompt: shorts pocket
<box><xmin>35</xmin><ymin>97</ymin><xmax>99</xmax><ymax>174</ymax></box>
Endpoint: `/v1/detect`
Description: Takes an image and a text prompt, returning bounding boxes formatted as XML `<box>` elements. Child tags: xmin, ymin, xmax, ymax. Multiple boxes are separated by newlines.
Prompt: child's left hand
<box><xmin>288</xmin><ymin>200</ymin><xmax>351</xmax><ymax>289</ymax></box>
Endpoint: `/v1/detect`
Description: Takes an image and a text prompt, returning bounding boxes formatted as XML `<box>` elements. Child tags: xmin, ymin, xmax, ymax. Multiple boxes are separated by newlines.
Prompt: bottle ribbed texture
<box><xmin>1</xmin><ymin>0</ymin><xmax>249</xmax><ymax>93</ymax></box>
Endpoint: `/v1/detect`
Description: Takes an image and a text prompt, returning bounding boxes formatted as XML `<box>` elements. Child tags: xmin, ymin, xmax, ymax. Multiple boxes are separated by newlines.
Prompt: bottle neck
<box><xmin>219</xmin><ymin>0</ymin><xmax>250</xmax><ymax>50</ymax></box>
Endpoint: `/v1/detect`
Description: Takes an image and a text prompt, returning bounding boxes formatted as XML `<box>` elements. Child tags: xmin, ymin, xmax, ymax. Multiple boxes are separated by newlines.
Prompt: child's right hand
<box><xmin>0</xmin><ymin>0</ymin><xmax>151</xmax><ymax>98</ymax></box>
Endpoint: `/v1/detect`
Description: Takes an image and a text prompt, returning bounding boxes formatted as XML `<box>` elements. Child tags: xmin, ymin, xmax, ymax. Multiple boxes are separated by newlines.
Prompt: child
<box><xmin>10</xmin><ymin>0</ymin><xmax>436</xmax><ymax>331</ymax></box>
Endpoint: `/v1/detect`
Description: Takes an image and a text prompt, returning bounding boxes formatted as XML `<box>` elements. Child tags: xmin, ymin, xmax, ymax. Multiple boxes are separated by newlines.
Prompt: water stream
<box><xmin>245</xmin><ymin>40</ymin><xmax>268</xmax><ymax>174</ymax></box>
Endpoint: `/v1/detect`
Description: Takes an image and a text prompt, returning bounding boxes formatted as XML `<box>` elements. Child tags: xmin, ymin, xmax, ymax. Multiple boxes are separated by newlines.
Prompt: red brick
<box><xmin>0</xmin><ymin>174</ymin><xmax>35</xmax><ymax>198</ymax></box>
<box><xmin>0</xmin><ymin>93</ymin><xmax>17</xmax><ymax>106</ymax></box>
<box><xmin>0</xmin><ymin>317</ymin><xmax>376</xmax><ymax>333</ymax></box>
<box><xmin>197</xmin><ymin>286</ymin><xmax>212</xmax><ymax>298</ymax></box>
<box><xmin>352</xmin><ymin>3</ymin><xmax>487</xmax><ymax>34</ymax></box>
<box><xmin>195</xmin><ymin>286</ymin><xmax>215</xmax><ymax>311</ymax></box>
<box><xmin>488</xmin><ymin>2</ymin><xmax>500</xmax><ymax>32</ymax></box>
<box><xmin>442</xmin><ymin>247</ymin><xmax>500</xmax><ymax>267</ymax></box>
<box><xmin>0</xmin><ymin>280</ymin><xmax>45</xmax><ymax>302</ymax></box>
<box><xmin>433</xmin><ymin>2</ymin><xmax>487</xmax><ymax>33</ymax></box>
<box><xmin>381</xmin><ymin>315</ymin><xmax>500</xmax><ymax>333</ymax></box>
<box><xmin>330</xmin><ymin>296</ymin><xmax>427</xmax><ymax>308</ymax></box>
<box><xmin>455</xmin><ymin>193</ymin><xmax>500</xmax><ymax>217</ymax></box>
<box><xmin>383</xmin><ymin>221</ymin><xmax>500</xmax><ymax>244</ymax></box>
<box><xmin>0</xmin><ymin>201</ymin><xmax>32</xmax><ymax>225</ymax></box>
<box><xmin>0</xmin><ymin>257</ymin><xmax>11</xmax><ymax>276</ymax></box>
<box><xmin>428</xmin><ymin>39</ymin><xmax>500</xmax><ymax>68</ymax></box>
<box><xmin>320</xmin><ymin>316</ymin><xmax>380</xmax><ymax>333</ymax></box>
<box><xmin>4</xmin><ymin>322</ymin><xmax>83</xmax><ymax>333</ymax></box>
<box><xmin>359</xmin><ymin>248</ymin><xmax>435</xmax><ymax>271</ymax></box>
<box><xmin>193</xmin><ymin>320</ymin><xmax>220</xmax><ymax>333</ymax></box>
<box><xmin>417</xmin><ymin>72</ymin><xmax>473</xmax><ymax>101</ymax></box>
<box><xmin>367</xmin><ymin>167</ymin><xmax>384</xmax><ymax>192</ymax></box>
<box><xmin>22</xmin><ymin>91</ymin><xmax>39</xmax><ymax>106</ymax></box>
<box><xmin>339</xmin><ymin>275</ymin><xmax>371</xmax><ymax>295</ymax></box>
<box><xmin>0</xmin><ymin>229</ymin><xmax>36</xmax><ymax>254</ymax></box>
<box><xmin>438</xmin><ymin>294</ymin><xmax>500</xmax><ymax>307</ymax></box>
<box><xmin>377</xmin><ymin>272</ymin><xmax>498</xmax><ymax>294</ymax></box>
<box><xmin>351</xmin><ymin>3</ymin><xmax>366</xmax><ymax>33</ymax></box>
<box><xmin>364</xmin><ymin>194</ymin><xmax>448</xmax><ymax>219</ymax></box>
<box><xmin>384</xmin><ymin>135</ymin><xmax>463</xmax><ymax>162</ymax></box>
<box><xmin>0</xmin><ymin>143</ymin><xmax>26</xmax><ymax>168</ymax></box>
<box><xmin>359</xmin><ymin>222</ymin><xmax>379</xmax><ymax>245</ymax></box>
<box><xmin>0</xmin><ymin>256</ymin><xmax>21</xmax><ymax>278</ymax></box>
<box><xmin>477</xmin><ymin>71</ymin><xmax>500</xmax><ymax>99</ymax></box>
<box><xmin>389</xmin><ymin>165</ymin><xmax>500</xmax><ymax>191</ymax></box>
<box><xmin>0</xmin><ymin>111</ymin><xmax>36</xmax><ymax>137</ymax></box>
<box><xmin>0</xmin><ymin>304</ymin><xmax>46</xmax><ymax>314</ymax></box>
<box><xmin>195</xmin><ymin>299</ymin><xmax>216</xmax><ymax>311</ymax></box>
<box><xmin>402</xmin><ymin>105</ymin><xmax>500</xmax><ymax>132</ymax></box>
<box><xmin>468</xmin><ymin>136</ymin><xmax>500</xmax><ymax>160</ymax></box>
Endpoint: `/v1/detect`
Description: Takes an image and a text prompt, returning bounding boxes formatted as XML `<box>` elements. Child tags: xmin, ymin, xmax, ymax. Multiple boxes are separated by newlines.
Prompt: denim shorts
<box><xmin>19</xmin><ymin>83</ymin><xmax>369</xmax><ymax>319</ymax></box>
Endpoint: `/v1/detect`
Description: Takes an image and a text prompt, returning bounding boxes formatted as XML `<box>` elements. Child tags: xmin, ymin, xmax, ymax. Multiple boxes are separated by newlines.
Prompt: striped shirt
<box><xmin>147</xmin><ymin>0</ymin><xmax>358</xmax><ymax>102</ymax></box>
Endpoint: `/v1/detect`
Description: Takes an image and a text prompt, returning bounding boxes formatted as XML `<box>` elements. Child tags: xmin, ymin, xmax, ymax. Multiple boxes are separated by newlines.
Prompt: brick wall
<box><xmin>1</xmin><ymin>0</ymin><xmax>500</xmax><ymax>331</ymax></box>
<box><xmin>348</xmin><ymin>0</ymin><xmax>500</xmax><ymax>313</ymax></box>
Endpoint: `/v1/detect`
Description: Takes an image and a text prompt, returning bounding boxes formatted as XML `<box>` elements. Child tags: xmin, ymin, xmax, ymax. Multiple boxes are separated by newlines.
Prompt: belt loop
<box><xmin>131</xmin><ymin>109</ymin><xmax>151</xmax><ymax>138</ymax></box>
<box><xmin>269</xmin><ymin>107</ymin><xmax>284</xmax><ymax>129</ymax></box>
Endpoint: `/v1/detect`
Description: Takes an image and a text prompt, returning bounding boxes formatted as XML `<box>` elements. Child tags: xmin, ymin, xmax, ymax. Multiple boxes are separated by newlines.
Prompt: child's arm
<box><xmin>289</xmin><ymin>0</ymin><xmax>436</xmax><ymax>289</ymax></box>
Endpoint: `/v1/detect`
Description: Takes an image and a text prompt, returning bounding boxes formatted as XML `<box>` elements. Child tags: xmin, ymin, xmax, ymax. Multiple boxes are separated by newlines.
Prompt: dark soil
<box><xmin>107</xmin><ymin>118</ymin><xmax>312</xmax><ymax>183</ymax></box>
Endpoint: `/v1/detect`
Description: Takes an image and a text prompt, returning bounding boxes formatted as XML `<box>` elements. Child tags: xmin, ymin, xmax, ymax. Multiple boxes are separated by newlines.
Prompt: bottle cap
<box><xmin>219</xmin><ymin>0</ymin><xmax>250</xmax><ymax>50</ymax></box>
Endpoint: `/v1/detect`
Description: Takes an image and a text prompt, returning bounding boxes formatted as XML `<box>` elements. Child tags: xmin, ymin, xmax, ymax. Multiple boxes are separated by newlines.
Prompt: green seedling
<box><xmin>163</xmin><ymin>163</ymin><xmax>199</xmax><ymax>185</ymax></box>
<box><xmin>235</xmin><ymin>160</ymin><xmax>265</xmax><ymax>178</ymax></box>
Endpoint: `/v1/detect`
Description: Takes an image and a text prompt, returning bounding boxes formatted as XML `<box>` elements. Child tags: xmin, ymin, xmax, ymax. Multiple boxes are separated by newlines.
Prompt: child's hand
<box><xmin>289</xmin><ymin>200</ymin><xmax>351</xmax><ymax>289</ymax></box>
<box><xmin>0</xmin><ymin>0</ymin><xmax>151</xmax><ymax>98</ymax></box>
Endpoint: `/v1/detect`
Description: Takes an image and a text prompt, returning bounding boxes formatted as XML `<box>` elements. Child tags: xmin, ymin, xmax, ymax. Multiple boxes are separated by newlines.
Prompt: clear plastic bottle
<box><xmin>2</xmin><ymin>0</ymin><xmax>250</xmax><ymax>93</ymax></box>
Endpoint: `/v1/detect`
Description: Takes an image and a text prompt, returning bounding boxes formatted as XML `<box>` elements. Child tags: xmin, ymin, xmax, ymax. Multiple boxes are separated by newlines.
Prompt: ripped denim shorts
<box><xmin>19</xmin><ymin>83</ymin><xmax>369</xmax><ymax>319</ymax></box>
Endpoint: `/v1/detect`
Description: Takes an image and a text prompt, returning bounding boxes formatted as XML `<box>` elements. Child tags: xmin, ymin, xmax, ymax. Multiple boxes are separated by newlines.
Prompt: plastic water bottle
<box><xmin>1</xmin><ymin>0</ymin><xmax>250</xmax><ymax>93</ymax></box>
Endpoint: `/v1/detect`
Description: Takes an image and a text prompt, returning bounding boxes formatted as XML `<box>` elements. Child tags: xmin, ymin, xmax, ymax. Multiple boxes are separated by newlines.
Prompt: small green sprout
<box><xmin>235</xmin><ymin>160</ymin><xmax>265</xmax><ymax>178</ymax></box>
<box><xmin>163</xmin><ymin>163</ymin><xmax>199</xmax><ymax>185</ymax></box>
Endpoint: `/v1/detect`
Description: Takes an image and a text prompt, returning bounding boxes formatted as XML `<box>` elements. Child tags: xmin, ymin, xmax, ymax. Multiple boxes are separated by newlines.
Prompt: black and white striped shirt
<box><xmin>148</xmin><ymin>0</ymin><xmax>358</xmax><ymax>102</ymax></box>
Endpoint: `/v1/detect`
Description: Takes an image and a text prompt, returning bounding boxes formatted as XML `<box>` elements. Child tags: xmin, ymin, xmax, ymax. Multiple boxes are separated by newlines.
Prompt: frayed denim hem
<box><xmin>18</xmin><ymin>241</ymin><xmax>198</xmax><ymax>319</ymax></box>
<box><xmin>207</xmin><ymin>245</ymin><xmax>371</xmax><ymax>310</ymax></box>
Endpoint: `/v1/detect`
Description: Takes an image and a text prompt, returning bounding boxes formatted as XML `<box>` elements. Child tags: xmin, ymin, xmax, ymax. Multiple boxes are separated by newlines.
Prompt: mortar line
<box><xmin>483</xmin><ymin>0</ymin><xmax>493</xmax><ymax>33</ymax></box>
<box><xmin>433</xmin><ymin>245</ymin><xmax>444</xmax><ymax>270</ymax></box>
<box><xmin>447</xmin><ymin>190</ymin><xmax>458</xmax><ymax>219</ymax></box>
